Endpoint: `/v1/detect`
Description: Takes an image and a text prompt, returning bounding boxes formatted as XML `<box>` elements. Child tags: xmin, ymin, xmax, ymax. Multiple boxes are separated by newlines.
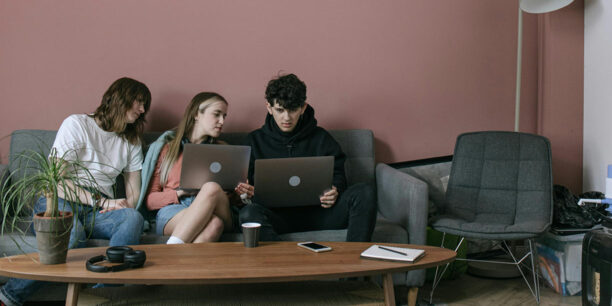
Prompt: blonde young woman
<box><xmin>138</xmin><ymin>92</ymin><xmax>245</xmax><ymax>244</ymax></box>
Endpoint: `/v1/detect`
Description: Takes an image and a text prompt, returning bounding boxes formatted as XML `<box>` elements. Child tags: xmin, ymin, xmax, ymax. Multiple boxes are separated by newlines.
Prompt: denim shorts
<box><xmin>155</xmin><ymin>196</ymin><xmax>195</xmax><ymax>235</ymax></box>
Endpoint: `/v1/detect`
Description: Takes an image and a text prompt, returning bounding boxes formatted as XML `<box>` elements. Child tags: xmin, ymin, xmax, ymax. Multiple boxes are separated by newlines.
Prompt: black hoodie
<box><xmin>246</xmin><ymin>105</ymin><xmax>348</xmax><ymax>194</ymax></box>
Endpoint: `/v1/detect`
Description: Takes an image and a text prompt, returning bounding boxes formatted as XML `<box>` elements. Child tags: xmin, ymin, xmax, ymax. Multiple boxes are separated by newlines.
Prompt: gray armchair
<box><xmin>429</xmin><ymin>131</ymin><xmax>553</xmax><ymax>304</ymax></box>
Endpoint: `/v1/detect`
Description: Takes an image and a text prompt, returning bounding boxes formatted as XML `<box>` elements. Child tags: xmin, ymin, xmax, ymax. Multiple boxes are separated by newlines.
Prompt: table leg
<box><xmin>383</xmin><ymin>273</ymin><xmax>396</xmax><ymax>306</ymax></box>
<box><xmin>65</xmin><ymin>283</ymin><xmax>79</xmax><ymax>306</ymax></box>
<box><xmin>407</xmin><ymin>287</ymin><xmax>418</xmax><ymax>306</ymax></box>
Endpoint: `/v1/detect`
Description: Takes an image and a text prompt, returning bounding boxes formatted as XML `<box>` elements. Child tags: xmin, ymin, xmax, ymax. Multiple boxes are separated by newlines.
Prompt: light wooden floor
<box><xmin>24</xmin><ymin>274</ymin><xmax>582</xmax><ymax>305</ymax></box>
<box><xmin>76</xmin><ymin>281</ymin><xmax>386</xmax><ymax>305</ymax></box>
<box><xmin>408</xmin><ymin>273</ymin><xmax>581</xmax><ymax>306</ymax></box>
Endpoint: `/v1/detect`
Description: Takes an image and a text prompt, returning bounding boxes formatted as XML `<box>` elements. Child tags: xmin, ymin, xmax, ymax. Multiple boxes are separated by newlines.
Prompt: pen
<box><xmin>378</xmin><ymin>245</ymin><xmax>407</xmax><ymax>256</ymax></box>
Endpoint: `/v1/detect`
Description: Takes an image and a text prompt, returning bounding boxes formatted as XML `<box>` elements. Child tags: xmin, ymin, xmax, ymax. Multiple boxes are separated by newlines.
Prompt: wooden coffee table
<box><xmin>0</xmin><ymin>242</ymin><xmax>455</xmax><ymax>306</ymax></box>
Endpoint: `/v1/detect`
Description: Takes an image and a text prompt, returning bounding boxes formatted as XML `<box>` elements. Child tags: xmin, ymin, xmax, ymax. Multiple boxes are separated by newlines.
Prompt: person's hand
<box><xmin>320</xmin><ymin>186</ymin><xmax>338</xmax><ymax>208</ymax></box>
<box><xmin>234</xmin><ymin>180</ymin><xmax>254</xmax><ymax>199</ymax></box>
<box><xmin>99</xmin><ymin>198</ymin><xmax>129</xmax><ymax>213</ymax></box>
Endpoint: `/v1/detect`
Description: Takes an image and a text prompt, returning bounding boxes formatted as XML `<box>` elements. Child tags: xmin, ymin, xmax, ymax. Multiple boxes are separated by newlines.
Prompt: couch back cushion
<box><xmin>9</xmin><ymin>129</ymin><xmax>375</xmax><ymax>192</ymax></box>
<box><xmin>8</xmin><ymin>130</ymin><xmax>58</xmax><ymax>183</ymax></box>
<box><xmin>445</xmin><ymin>131</ymin><xmax>552</xmax><ymax>228</ymax></box>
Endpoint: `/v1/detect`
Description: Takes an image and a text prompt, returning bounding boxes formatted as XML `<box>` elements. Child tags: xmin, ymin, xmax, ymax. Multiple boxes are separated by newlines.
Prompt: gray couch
<box><xmin>1</xmin><ymin>129</ymin><xmax>429</xmax><ymax>293</ymax></box>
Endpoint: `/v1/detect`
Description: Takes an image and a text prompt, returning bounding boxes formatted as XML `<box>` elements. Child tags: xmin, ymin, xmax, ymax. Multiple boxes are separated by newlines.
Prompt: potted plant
<box><xmin>1</xmin><ymin>147</ymin><xmax>100</xmax><ymax>264</ymax></box>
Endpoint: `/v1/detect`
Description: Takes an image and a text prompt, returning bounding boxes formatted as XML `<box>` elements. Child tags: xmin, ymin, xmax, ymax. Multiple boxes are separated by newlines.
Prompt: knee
<box><xmin>34</xmin><ymin>196</ymin><xmax>47</xmax><ymax>214</ymax></box>
<box><xmin>69</xmin><ymin>221</ymin><xmax>87</xmax><ymax>249</ymax></box>
<box><xmin>347</xmin><ymin>183</ymin><xmax>377</xmax><ymax>210</ymax></box>
<box><xmin>199</xmin><ymin>182</ymin><xmax>224</xmax><ymax>198</ymax></box>
<box><xmin>351</xmin><ymin>182</ymin><xmax>375</xmax><ymax>195</ymax></box>
<box><xmin>360</xmin><ymin>183</ymin><xmax>377</xmax><ymax>203</ymax></box>
<box><xmin>121</xmin><ymin>208</ymin><xmax>145</xmax><ymax>232</ymax></box>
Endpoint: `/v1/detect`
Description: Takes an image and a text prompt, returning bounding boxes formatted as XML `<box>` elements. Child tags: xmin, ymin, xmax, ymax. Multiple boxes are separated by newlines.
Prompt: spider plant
<box><xmin>1</xmin><ymin>146</ymin><xmax>102</xmax><ymax>263</ymax></box>
<box><xmin>2</xmin><ymin>147</ymin><xmax>102</xmax><ymax>216</ymax></box>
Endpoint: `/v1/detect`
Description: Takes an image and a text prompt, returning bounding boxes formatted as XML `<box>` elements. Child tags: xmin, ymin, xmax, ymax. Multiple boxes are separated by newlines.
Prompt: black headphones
<box><xmin>86</xmin><ymin>246</ymin><xmax>146</xmax><ymax>273</ymax></box>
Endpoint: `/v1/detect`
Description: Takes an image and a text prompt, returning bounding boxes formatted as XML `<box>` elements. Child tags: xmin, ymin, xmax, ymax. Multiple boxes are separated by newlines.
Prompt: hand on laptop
<box><xmin>320</xmin><ymin>186</ymin><xmax>338</xmax><ymax>208</ymax></box>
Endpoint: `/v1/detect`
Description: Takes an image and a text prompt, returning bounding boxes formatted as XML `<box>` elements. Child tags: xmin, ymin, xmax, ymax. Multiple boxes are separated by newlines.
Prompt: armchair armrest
<box><xmin>375</xmin><ymin>163</ymin><xmax>428</xmax><ymax>246</ymax></box>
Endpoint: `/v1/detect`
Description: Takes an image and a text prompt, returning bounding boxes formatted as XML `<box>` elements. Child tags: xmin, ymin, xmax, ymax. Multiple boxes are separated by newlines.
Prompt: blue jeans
<box><xmin>0</xmin><ymin>197</ymin><xmax>144</xmax><ymax>306</ymax></box>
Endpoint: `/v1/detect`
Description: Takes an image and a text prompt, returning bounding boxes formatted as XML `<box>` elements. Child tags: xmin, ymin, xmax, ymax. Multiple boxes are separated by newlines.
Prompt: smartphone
<box><xmin>297</xmin><ymin>242</ymin><xmax>332</xmax><ymax>253</ymax></box>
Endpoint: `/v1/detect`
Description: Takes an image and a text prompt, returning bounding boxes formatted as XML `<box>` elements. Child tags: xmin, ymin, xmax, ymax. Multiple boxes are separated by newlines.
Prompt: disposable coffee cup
<box><xmin>241</xmin><ymin>222</ymin><xmax>261</xmax><ymax>248</ymax></box>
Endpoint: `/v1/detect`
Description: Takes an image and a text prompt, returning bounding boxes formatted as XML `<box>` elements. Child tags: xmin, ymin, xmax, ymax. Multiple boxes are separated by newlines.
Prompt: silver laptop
<box><xmin>254</xmin><ymin>156</ymin><xmax>334</xmax><ymax>207</ymax></box>
<box><xmin>179</xmin><ymin>144</ymin><xmax>251</xmax><ymax>191</ymax></box>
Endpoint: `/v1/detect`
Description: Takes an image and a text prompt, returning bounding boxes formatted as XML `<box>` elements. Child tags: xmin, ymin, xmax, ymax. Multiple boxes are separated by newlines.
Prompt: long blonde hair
<box><xmin>159</xmin><ymin>92</ymin><xmax>227</xmax><ymax>185</ymax></box>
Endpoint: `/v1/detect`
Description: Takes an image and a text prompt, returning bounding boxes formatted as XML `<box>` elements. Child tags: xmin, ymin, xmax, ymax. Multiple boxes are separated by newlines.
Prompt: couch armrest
<box><xmin>0</xmin><ymin>164</ymin><xmax>7</xmax><ymax>188</ymax></box>
<box><xmin>375</xmin><ymin>163</ymin><xmax>428</xmax><ymax>246</ymax></box>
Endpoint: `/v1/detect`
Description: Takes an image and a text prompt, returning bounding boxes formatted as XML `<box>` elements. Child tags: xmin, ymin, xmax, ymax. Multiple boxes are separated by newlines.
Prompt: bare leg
<box><xmin>164</xmin><ymin>182</ymin><xmax>232</xmax><ymax>242</ymax></box>
<box><xmin>192</xmin><ymin>215</ymin><xmax>224</xmax><ymax>243</ymax></box>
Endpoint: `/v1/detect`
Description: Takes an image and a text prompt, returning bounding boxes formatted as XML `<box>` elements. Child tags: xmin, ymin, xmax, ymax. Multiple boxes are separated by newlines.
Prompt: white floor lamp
<box><xmin>515</xmin><ymin>0</ymin><xmax>574</xmax><ymax>132</ymax></box>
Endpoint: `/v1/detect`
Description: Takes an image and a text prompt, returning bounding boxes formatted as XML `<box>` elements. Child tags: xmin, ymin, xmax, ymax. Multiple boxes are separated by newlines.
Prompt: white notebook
<box><xmin>360</xmin><ymin>245</ymin><xmax>426</xmax><ymax>263</ymax></box>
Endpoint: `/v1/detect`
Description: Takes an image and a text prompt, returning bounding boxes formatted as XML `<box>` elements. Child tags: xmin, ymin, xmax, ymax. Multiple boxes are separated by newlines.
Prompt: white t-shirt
<box><xmin>52</xmin><ymin>114</ymin><xmax>143</xmax><ymax>198</ymax></box>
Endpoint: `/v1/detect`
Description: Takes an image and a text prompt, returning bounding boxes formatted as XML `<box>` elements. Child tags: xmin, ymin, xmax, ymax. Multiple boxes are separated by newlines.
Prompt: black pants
<box><xmin>238</xmin><ymin>182</ymin><xmax>377</xmax><ymax>242</ymax></box>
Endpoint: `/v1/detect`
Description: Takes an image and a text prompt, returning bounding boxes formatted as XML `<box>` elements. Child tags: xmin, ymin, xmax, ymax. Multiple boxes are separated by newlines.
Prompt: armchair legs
<box><xmin>429</xmin><ymin>234</ymin><xmax>541</xmax><ymax>305</ymax></box>
<box><xmin>429</xmin><ymin>234</ymin><xmax>465</xmax><ymax>304</ymax></box>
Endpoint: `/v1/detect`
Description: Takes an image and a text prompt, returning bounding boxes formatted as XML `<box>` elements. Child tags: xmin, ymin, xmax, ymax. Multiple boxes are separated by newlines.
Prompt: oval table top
<box><xmin>0</xmin><ymin>241</ymin><xmax>456</xmax><ymax>284</ymax></box>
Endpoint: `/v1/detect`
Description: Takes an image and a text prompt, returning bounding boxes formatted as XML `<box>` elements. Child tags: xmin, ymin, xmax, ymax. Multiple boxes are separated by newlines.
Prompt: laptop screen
<box><xmin>179</xmin><ymin>144</ymin><xmax>251</xmax><ymax>191</ymax></box>
<box><xmin>254</xmin><ymin>156</ymin><xmax>333</xmax><ymax>207</ymax></box>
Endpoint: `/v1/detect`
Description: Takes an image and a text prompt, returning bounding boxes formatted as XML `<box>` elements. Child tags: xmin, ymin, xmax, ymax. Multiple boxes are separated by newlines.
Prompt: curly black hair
<box><xmin>265</xmin><ymin>73</ymin><xmax>307</xmax><ymax>110</ymax></box>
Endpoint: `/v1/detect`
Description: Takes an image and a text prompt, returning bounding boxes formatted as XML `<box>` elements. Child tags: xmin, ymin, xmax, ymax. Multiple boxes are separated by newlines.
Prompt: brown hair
<box><xmin>91</xmin><ymin>77</ymin><xmax>151</xmax><ymax>144</ymax></box>
<box><xmin>159</xmin><ymin>92</ymin><xmax>227</xmax><ymax>185</ymax></box>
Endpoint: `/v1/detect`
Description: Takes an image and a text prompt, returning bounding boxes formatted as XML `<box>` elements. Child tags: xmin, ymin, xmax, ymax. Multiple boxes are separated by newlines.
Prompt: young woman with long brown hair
<box><xmin>1</xmin><ymin>77</ymin><xmax>151</xmax><ymax>306</ymax></box>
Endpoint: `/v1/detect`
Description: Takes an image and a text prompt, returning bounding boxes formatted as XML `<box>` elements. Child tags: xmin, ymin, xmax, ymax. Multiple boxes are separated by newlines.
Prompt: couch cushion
<box><xmin>9</xmin><ymin>130</ymin><xmax>57</xmax><ymax>183</ymax></box>
<box><xmin>10</xmin><ymin>129</ymin><xmax>375</xmax><ymax>190</ymax></box>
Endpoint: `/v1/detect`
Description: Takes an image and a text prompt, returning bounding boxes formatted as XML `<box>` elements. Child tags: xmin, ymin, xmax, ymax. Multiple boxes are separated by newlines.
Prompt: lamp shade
<box><xmin>519</xmin><ymin>0</ymin><xmax>574</xmax><ymax>13</ymax></box>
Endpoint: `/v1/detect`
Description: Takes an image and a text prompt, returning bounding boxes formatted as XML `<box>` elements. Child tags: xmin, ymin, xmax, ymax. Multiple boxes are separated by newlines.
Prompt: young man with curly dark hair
<box><xmin>235</xmin><ymin>73</ymin><xmax>377</xmax><ymax>242</ymax></box>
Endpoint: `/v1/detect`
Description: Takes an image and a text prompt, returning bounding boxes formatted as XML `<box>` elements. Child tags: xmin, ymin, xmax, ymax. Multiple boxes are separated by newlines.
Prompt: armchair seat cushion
<box><xmin>432</xmin><ymin>215</ymin><xmax>548</xmax><ymax>240</ymax></box>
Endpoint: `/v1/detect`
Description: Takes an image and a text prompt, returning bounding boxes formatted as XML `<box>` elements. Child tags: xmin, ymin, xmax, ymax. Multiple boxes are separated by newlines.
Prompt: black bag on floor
<box><xmin>553</xmin><ymin>185</ymin><xmax>607</xmax><ymax>229</ymax></box>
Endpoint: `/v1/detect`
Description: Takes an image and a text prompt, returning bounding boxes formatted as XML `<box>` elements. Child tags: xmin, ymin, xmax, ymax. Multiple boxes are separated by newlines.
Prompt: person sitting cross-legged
<box><xmin>139</xmin><ymin>92</ymin><xmax>242</xmax><ymax>244</ymax></box>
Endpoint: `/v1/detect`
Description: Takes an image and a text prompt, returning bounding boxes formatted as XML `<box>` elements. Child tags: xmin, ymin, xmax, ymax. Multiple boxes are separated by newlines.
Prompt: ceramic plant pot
<box><xmin>33</xmin><ymin>211</ymin><xmax>73</xmax><ymax>265</ymax></box>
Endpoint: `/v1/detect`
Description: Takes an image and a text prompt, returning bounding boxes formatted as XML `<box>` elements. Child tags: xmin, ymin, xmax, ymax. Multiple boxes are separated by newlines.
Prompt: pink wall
<box><xmin>0</xmin><ymin>1</ymin><xmax>583</xmax><ymax>191</ymax></box>
<box><xmin>537</xmin><ymin>1</ymin><xmax>584</xmax><ymax>193</ymax></box>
